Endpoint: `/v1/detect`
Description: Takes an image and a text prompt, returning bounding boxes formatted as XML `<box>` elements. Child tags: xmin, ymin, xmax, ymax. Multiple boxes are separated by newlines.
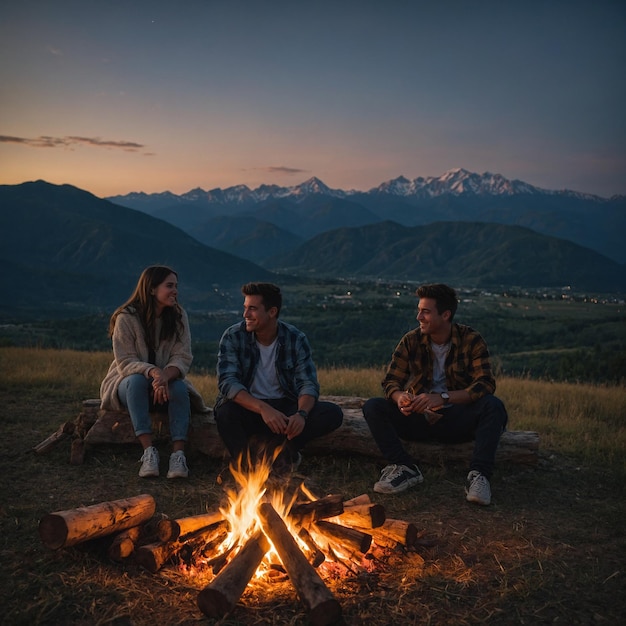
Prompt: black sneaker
<box><xmin>373</xmin><ymin>463</ymin><xmax>424</xmax><ymax>494</ymax></box>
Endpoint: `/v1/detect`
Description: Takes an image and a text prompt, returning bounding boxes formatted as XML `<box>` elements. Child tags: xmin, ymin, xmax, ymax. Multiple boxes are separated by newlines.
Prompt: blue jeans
<box><xmin>117</xmin><ymin>374</ymin><xmax>190</xmax><ymax>442</ymax></box>
<box><xmin>362</xmin><ymin>395</ymin><xmax>508</xmax><ymax>478</ymax></box>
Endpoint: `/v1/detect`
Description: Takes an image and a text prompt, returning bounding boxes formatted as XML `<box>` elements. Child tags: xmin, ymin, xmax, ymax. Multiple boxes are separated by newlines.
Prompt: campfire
<box><xmin>38</xmin><ymin>449</ymin><xmax>422</xmax><ymax>626</ymax></box>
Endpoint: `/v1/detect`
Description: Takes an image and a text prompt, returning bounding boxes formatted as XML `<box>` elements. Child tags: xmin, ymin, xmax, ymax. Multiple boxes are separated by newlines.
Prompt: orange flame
<box><xmin>212</xmin><ymin>444</ymin><xmax>308</xmax><ymax>578</ymax></box>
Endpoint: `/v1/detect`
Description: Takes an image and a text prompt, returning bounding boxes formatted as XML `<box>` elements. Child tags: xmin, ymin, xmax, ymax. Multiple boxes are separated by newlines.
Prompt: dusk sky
<box><xmin>1</xmin><ymin>0</ymin><xmax>624</xmax><ymax>198</ymax></box>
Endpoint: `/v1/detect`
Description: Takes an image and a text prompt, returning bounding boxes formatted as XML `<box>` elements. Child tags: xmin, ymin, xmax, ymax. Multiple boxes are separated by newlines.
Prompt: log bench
<box><xmin>50</xmin><ymin>396</ymin><xmax>539</xmax><ymax>466</ymax></box>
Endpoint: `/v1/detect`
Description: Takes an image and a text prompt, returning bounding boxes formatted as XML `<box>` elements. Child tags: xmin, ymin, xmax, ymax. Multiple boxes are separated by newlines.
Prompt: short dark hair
<box><xmin>416</xmin><ymin>283</ymin><xmax>458</xmax><ymax>320</ymax></box>
<box><xmin>241</xmin><ymin>282</ymin><xmax>282</xmax><ymax>316</ymax></box>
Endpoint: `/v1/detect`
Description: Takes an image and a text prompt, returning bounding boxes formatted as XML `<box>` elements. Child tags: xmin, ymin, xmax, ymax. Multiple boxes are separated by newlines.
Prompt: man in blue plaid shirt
<box><xmin>215</xmin><ymin>282</ymin><xmax>343</xmax><ymax>475</ymax></box>
<box><xmin>363</xmin><ymin>283</ymin><xmax>508</xmax><ymax>505</ymax></box>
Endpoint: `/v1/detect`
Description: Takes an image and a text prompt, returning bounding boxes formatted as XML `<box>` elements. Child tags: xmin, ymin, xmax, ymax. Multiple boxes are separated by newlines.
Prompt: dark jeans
<box><xmin>362</xmin><ymin>395</ymin><xmax>508</xmax><ymax>478</ymax></box>
<box><xmin>214</xmin><ymin>397</ymin><xmax>343</xmax><ymax>467</ymax></box>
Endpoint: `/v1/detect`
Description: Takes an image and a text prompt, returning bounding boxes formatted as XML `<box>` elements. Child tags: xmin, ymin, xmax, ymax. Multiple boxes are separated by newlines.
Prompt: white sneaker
<box><xmin>373</xmin><ymin>463</ymin><xmax>424</xmax><ymax>494</ymax></box>
<box><xmin>139</xmin><ymin>446</ymin><xmax>159</xmax><ymax>478</ymax></box>
<box><xmin>167</xmin><ymin>450</ymin><xmax>189</xmax><ymax>479</ymax></box>
<box><xmin>466</xmin><ymin>470</ymin><xmax>491</xmax><ymax>505</ymax></box>
<box><xmin>293</xmin><ymin>451</ymin><xmax>302</xmax><ymax>471</ymax></box>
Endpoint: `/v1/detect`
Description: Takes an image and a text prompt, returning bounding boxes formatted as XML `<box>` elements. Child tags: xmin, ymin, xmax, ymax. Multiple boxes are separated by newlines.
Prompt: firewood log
<box><xmin>157</xmin><ymin>511</ymin><xmax>224</xmax><ymax>542</ymax></box>
<box><xmin>258</xmin><ymin>502</ymin><xmax>343</xmax><ymax>626</ymax></box>
<box><xmin>172</xmin><ymin>523</ymin><xmax>230</xmax><ymax>570</ymax></box>
<box><xmin>69</xmin><ymin>438</ymin><xmax>87</xmax><ymax>465</ymax></box>
<box><xmin>198</xmin><ymin>522</ymin><xmax>230</xmax><ymax>559</ymax></box>
<box><xmin>32</xmin><ymin>421</ymin><xmax>75</xmax><ymax>454</ymax></box>
<box><xmin>107</xmin><ymin>513</ymin><xmax>168</xmax><ymax>561</ymax></box>
<box><xmin>76</xmin><ymin>397</ymin><xmax>539</xmax><ymax>465</ymax></box>
<box><xmin>197</xmin><ymin>531</ymin><xmax>270</xmax><ymax>619</ymax></box>
<box><xmin>333</xmin><ymin>503</ymin><xmax>385</xmax><ymax>529</ymax></box>
<box><xmin>298</xmin><ymin>527</ymin><xmax>326</xmax><ymax>568</ymax></box>
<box><xmin>355</xmin><ymin>518</ymin><xmax>419</xmax><ymax>549</ymax></box>
<box><xmin>343</xmin><ymin>494</ymin><xmax>372</xmax><ymax>507</ymax></box>
<box><xmin>38</xmin><ymin>494</ymin><xmax>156</xmax><ymax>550</ymax></box>
<box><xmin>108</xmin><ymin>526</ymin><xmax>142</xmax><ymax>561</ymax></box>
<box><xmin>289</xmin><ymin>493</ymin><xmax>344</xmax><ymax>527</ymax></box>
<box><xmin>134</xmin><ymin>540</ymin><xmax>180</xmax><ymax>574</ymax></box>
<box><xmin>307</xmin><ymin>408</ymin><xmax>540</xmax><ymax>465</ymax></box>
<box><xmin>313</xmin><ymin>520</ymin><xmax>372</xmax><ymax>555</ymax></box>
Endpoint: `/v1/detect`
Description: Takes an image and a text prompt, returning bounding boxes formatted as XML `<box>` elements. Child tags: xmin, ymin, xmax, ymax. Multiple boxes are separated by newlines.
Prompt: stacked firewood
<box><xmin>39</xmin><ymin>486</ymin><xmax>422</xmax><ymax>626</ymax></box>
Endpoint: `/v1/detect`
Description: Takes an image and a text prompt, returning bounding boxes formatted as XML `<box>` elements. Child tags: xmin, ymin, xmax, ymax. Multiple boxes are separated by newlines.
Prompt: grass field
<box><xmin>1</xmin><ymin>347</ymin><xmax>625</xmax><ymax>625</ymax></box>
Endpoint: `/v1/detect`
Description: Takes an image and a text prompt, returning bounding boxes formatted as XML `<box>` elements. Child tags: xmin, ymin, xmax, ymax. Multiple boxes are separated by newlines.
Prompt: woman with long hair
<box><xmin>100</xmin><ymin>265</ymin><xmax>206</xmax><ymax>478</ymax></box>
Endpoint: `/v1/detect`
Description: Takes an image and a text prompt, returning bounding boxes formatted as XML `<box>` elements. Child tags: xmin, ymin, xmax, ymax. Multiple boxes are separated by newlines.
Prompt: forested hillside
<box><xmin>2</xmin><ymin>282</ymin><xmax>624</xmax><ymax>384</ymax></box>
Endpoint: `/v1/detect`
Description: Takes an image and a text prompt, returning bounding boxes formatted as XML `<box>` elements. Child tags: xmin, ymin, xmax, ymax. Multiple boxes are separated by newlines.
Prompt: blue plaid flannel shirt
<box><xmin>215</xmin><ymin>319</ymin><xmax>320</xmax><ymax>409</ymax></box>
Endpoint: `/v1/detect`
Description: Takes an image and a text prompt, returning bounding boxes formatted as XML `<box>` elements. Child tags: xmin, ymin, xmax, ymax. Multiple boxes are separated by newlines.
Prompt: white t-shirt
<box><xmin>249</xmin><ymin>338</ymin><xmax>281</xmax><ymax>399</ymax></box>
<box><xmin>431</xmin><ymin>341</ymin><xmax>450</xmax><ymax>393</ymax></box>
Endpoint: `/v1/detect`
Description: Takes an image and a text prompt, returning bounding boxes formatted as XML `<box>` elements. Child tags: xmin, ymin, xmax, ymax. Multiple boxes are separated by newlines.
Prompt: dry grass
<box><xmin>1</xmin><ymin>347</ymin><xmax>625</xmax><ymax>625</ymax></box>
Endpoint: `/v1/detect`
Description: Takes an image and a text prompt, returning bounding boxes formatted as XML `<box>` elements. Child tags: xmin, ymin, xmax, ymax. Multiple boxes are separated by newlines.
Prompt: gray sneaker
<box><xmin>466</xmin><ymin>470</ymin><xmax>491</xmax><ymax>505</ymax></box>
<box><xmin>373</xmin><ymin>463</ymin><xmax>424</xmax><ymax>494</ymax></box>
<box><xmin>139</xmin><ymin>446</ymin><xmax>159</xmax><ymax>478</ymax></box>
<box><xmin>167</xmin><ymin>450</ymin><xmax>189</xmax><ymax>479</ymax></box>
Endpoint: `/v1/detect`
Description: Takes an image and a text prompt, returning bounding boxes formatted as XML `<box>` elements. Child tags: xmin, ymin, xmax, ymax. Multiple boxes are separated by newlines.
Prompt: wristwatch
<box><xmin>297</xmin><ymin>409</ymin><xmax>308</xmax><ymax>419</ymax></box>
<box><xmin>440</xmin><ymin>392</ymin><xmax>450</xmax><ymax>402</ymax></box>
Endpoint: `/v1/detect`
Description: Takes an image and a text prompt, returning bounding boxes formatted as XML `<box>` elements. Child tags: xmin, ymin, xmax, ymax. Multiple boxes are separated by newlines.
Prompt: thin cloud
<box><xmin>67</xmin><ymin>136</ymin><xmax>144</xmax><ymax>151</ymax></box>
<box><xmin>0</xmin><ymin>134</ymin><xmax>147</xmax><ymax>152</ymax></box>
<box><xmin>256</xmin><ymin>166</ymin><xmax>308</xmax><ymax>176</ymax></box>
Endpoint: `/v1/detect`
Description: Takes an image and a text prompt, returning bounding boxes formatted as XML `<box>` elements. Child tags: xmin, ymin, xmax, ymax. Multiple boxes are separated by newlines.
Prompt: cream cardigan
<box><xmin>99</xmin><ymin>308</ymin><xmax>207</xmax><ymax>413</ymax></box>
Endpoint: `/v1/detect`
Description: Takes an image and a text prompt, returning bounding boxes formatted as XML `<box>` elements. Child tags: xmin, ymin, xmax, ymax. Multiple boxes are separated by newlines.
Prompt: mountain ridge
<box><xmin>108</xmin><ymin>168</ymin><xmax>621</xmax><ymax>206</ymax></box>
<box><xmin>0</xmin><ymin>180</ymin><xmax>276</xmax><ymax>315</ymax></box>
<box><xmin>264</xmin><ymin>220</ymin><xmax>625</xmax><ymax>292</ymax></box>
<box><xmin>106</xmin><ymin>169</ymin><xmax>626</xmax><ymax>265</ymax></box>
<box><xmin>0</xmin><ymin>179</ymin><xmax>624</xmax><ymax>323</ymax></box>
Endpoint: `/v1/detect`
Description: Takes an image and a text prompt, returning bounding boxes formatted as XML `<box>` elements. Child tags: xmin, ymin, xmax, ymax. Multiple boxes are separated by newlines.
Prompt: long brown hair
<box><xmin>109</xmin><ymin>266</ymin><xmax>184</xmax><ymax>351</ymax></box>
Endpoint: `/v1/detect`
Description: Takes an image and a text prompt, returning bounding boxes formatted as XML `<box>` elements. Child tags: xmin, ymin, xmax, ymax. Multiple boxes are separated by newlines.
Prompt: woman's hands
<box><xmin>149</xmin><ymin>367</ymin><xmax>170</xmax><ymax>403</ymax></box>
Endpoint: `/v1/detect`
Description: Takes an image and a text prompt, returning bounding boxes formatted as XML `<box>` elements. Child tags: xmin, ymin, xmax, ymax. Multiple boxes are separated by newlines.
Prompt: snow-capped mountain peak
<box><xmin>290</xmin><ymin>176</ymin><xmax>342</xmax><ymax>197</ymax></box>
<box><xmin>108</xmin><ymin>168</ymin><xmax>608</xmax><ymax>207</ymax></box>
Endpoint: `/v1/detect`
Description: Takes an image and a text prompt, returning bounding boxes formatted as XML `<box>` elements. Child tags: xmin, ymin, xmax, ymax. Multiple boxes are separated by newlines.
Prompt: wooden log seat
<box><xmin>65</xmin><ymin>396</ymin><xmax>539</xmax><ymax>466</ymax></box>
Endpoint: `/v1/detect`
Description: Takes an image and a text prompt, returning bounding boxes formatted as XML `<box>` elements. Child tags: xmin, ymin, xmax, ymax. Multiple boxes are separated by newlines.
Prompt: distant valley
<box><xmin>1</xmin><ymin>172</ymin><xmax>624</xmax><ymax>319</ymax></box>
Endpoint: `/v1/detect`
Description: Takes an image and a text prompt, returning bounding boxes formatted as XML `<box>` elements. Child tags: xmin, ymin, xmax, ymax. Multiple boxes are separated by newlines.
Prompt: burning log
<box><xmin>197</xmin><ymin>530</ymin><xmax>270</xmax><ymax>619</ymax></box>
<box><xmin>204</xmin><ymin>540</ymin><xmax>237</xmax><ymax>575</ymax></box>
<box><xmin>335</xmin><ymin>502</ymin><xmax>385</xmax><ymax>529</ymax></box>
<box><xmin>157</xmin><ymin>511</ymin><xmax>224</xmax><ymax>542</ymax></box>
<box><xmin>39</xmin><ymin>494</ymin><xmax>156</xmax><ymax>550</ymax></box>
<box><xmin>137</xmin><ymin>521</ymin><xmax>232</xmax><ymax>573</ymax></box>
<box><xmin>259</xmin><ymin>502</ymin><xmax>343</xmax><ymax>626</ymax></box>
<box><xmin>289</xmin><ymin>493</ymin><xmax>344</xmax><ymax>527</ymax></box>
<box><xmin>343</xmin><ymin>493</ymin><xmax>372</xmax><ymax>507</ymax></box>
<box><xmin>314</xmin><ymin>520</ymin><xmax>372</xmax><ymax>555</ymax></box>
<box><xmin>179</xmin><ymin>521</ymin><xmax>231</xmax><ymax>572</ymax></box>
<box><xmin>356</xmin><ymin>518</ymin><xmax>419</xmax><ymax>550</ymax></box>
<box><xmin>339</xmin><ymin>493</ymin><xmax>386</xmax><ymax>528</ymax></box>
<box><xmin>298</xmin><ymin>526</ymin><xmax>326</xmax><ymax>567</ymax></box>
<box><xmin>196</xmin><ymin>522</ymin><xmax>230</xmax><ymax>560</ymax></box>
<box><xmin>32</xmin><ymin>421</ymin><xmax>75</xmax><ymax>454</ymax></box>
